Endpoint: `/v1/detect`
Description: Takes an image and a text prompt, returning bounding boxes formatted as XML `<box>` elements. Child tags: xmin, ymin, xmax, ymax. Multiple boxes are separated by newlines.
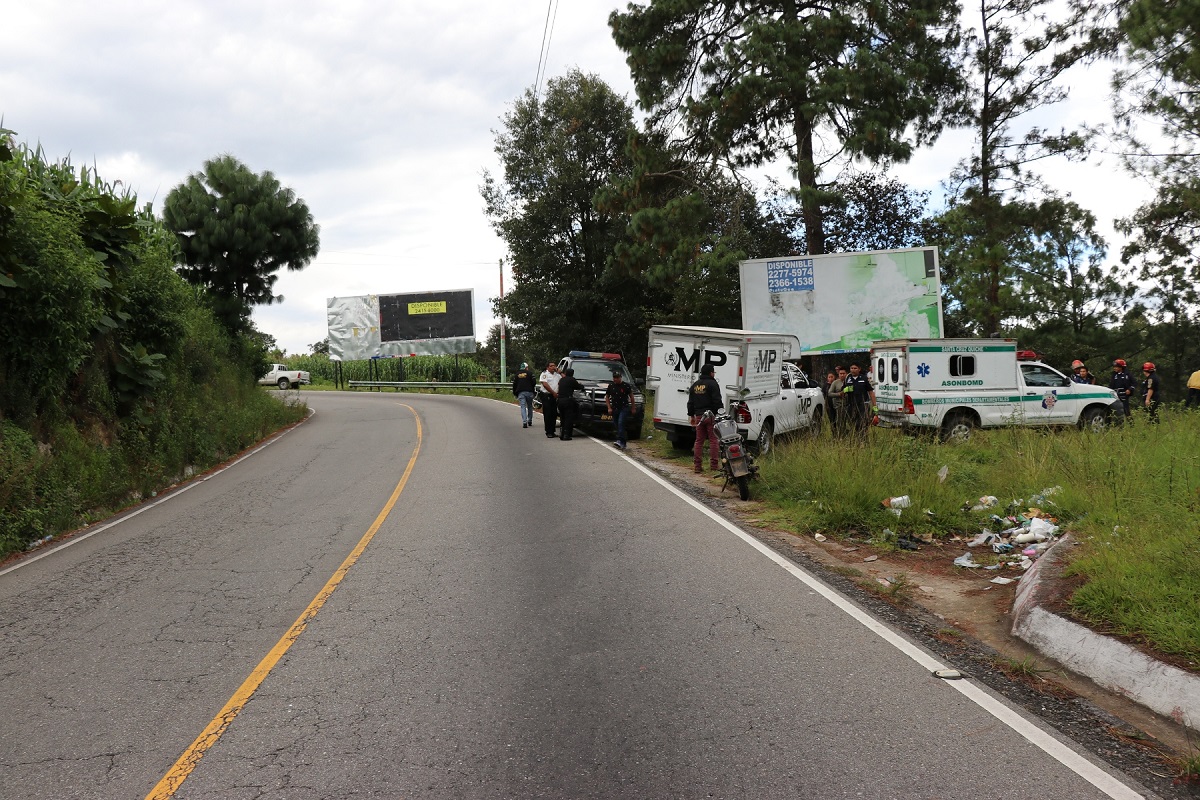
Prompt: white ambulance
<box><xmin>646</xmin><ymin>326</ymin><xmax>824</xmax><ymax>454</ymax></box>
<box><xmin>870</xmin><ymin>338</ymin><xmax>1124</xmax><ymax>440</ymax></box>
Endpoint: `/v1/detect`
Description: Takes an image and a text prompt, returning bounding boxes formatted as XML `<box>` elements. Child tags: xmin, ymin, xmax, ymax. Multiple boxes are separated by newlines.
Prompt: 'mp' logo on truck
<box><xmin>671</xmin><ymin>348</ymin><xmax>727</xmax><ymax>373</ymax></box>
<box><xmin>752</xmin><ymin>349</ymin><xmax>778</xmax><ymax>374</ymax></box>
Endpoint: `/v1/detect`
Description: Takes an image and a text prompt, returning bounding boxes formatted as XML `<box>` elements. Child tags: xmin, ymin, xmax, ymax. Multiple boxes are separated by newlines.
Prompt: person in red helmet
<box><xmin>1141</xmin><ymin>362</ymin><xmax>1161</xmax><ymax>423</ymax></box>
<box><xmin>1110</xmin><ymin>359</ymin><xmax>1137</xmax><ymax>418</ymax></box>
<box><xmin>1070</xmin><ymin>359</ymin><xmax>1095</xmax><ymax>384</ymax></box>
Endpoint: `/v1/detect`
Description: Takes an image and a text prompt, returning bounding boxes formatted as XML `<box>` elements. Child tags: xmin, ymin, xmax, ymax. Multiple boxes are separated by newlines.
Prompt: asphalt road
<box><xmin>0</xmin><ymin>391</ymin><xmax>1155</xmax><ymax>799</ymax></box>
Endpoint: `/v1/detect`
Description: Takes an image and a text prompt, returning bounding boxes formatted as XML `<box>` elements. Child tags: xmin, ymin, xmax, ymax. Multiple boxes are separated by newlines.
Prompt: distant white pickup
<box><xmin>259</xmin><ymin>364</ymin><xmax>310</xmax><ymax>390</ymax></box>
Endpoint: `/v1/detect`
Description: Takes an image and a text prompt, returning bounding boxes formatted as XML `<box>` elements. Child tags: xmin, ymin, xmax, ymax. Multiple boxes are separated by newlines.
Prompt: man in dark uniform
<box><xmin>686</xmin><ymin>363</ymin><xmax>723</xmax><ymax>473</ymax></box>
<box><xmin>1141</xmin><ymin>362</ymin><xmax>1162</xmax><ymax>423</ymax></box>
<box><xmin>511</xmin><ymin>362</ymin><xmax>537</xmax><ymax>428</ymax></box>
<box><xmin>605</xmin><ymin>371</ymin><xmax>637</xmax><ymax>450</ymax></box>
<box><xmin>841</xmin><ymin>362</ymin><xmax>876</xmax><ymax>437</ymax></box>
<box><xmin>1109</xmin><ymin>359</ymin><xmax>1137</xmax><ymax>418</ymax></box>
<box><xmin>556</xmin><ymin>368</ymin><xmax>582</xmax><ymax>440</ymax></box>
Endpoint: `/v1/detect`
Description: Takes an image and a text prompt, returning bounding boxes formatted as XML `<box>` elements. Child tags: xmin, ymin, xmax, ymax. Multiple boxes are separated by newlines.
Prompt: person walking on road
<box><xmin>512</xmin><ymin>362</ymin><xmax>537</xmax><ymax>428</ymax></box>
<box><xmin>1187</xmin><ymin>366</ymin><xmax>1200</xmax><ymax>408</ymax></box>
<box><xmin>539</xmin><ymin>362</ymin><xmax>561</xmax><ymax>439</ymax></box>
<box><xmin>841</xmin><ymin>362</ymin><xmax>876</xmax><ymax>437</ymax></box>
<box><xmin>686</xmin><ymin>364</ymin><xmax>723</xmax><ymax>473</ymax></box>
<box><xmin>1110</xmin><ymin>359</ymin><xmax>1137</xmax><ymax>418</ymax></box>
<box><xmin>1142</xmin><ymin>362</ymin><xmax>1162</xmax><ymax>423</ymax></box>
<box><xmin>605</xmin><ymin>370</ymin><xmax>636</xmax><ymax>450</ymax></box>
<box><xmin>556</xmin><ymin>368</ymin><xmax>582</xmax><ymax>440</ymax></box>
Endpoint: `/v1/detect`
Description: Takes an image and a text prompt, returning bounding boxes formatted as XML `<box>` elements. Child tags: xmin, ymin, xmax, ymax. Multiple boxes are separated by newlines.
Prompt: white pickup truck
<box><xmin>646</xmin><ymin>326</ymin><xmax>824</xmax><ymax>454</ymax></box>
<box><xmin>259</xmin><ymin>364</ymin><xmax>310</xmax><ymax>390</ymax></box>
<box><xmin>871</xmin><ymin>338</ymin><xmax>1124</xmax><ymax>440</ymax></box>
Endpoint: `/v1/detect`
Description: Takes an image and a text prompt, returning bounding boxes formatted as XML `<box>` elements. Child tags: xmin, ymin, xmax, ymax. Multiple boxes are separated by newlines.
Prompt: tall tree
<box><xmin>998</xmin><ymin>198</ymin><xmax>1135</xmax><ymax>367</ymax></box>
<box><xmin>1095</xmin><ymin>0</ymin><xmax>1200</xmax><ymax>386</ymax></box>
<box><xmin>765</xmin><ymin>172</ymin><xmax>934</xmax><ymax>255</ymax></box>
<box><xmin>598</xmin><ymin>129</ymin><xmax>794</xmax><ymax>328</ymax></box>
<box><xmin>163</xmin><ymin>155</ymin><xmax>320</xmax><ymax>333</ymax></box>
<box><xmin>481</xmin><ymin>70</ymin><xmax>667</xmax><ymax>366</ymax></box>
<box><xmin>609</xmin><ymin>0</ymin><xmax>965</xmax><ymax>255</ymax></box>
<box><xmin>939</xmin><ymin>0</ymin><xmax>1093</xmax><ymax>335</ymax></box>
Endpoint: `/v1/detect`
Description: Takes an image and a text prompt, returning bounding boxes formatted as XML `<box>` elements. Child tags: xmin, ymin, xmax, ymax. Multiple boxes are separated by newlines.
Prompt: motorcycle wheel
<box><xmin>736</xmin><ymin>474</ymin><xmax>750</xmax><ymax>501</ymax></box>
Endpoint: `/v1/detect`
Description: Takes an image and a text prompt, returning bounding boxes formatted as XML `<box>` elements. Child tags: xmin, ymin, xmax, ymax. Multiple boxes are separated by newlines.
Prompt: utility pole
<box><xmin>499</xmin><ymin>258</ymin><xmax>507</xmax><ymax>384</ymax></box>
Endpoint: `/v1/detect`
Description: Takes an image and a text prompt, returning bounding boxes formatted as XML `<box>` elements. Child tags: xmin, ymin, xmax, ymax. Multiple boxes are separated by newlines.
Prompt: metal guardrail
<box><xmin>347</xmin><ymin>381</ymin><xmax>510</xmax><ymax>390</ymax></box>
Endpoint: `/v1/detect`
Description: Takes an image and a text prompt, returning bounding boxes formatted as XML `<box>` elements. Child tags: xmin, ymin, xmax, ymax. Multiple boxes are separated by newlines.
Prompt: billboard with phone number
<box><xmin>739</xmin><ymin>248</ymin><xmax>943</xmax><ymax>354</ymax></box>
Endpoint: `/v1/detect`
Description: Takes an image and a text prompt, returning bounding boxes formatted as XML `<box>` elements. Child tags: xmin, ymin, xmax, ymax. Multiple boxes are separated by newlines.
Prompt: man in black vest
<box><xmin>841</xmin><ymin>362</ymin><xmax>876</xmax><ymax>437</ymax></box>
<box><xmin>686</xmin><ymin>364</ymin><xmax>723</xmax><ymax>473</ymax></box>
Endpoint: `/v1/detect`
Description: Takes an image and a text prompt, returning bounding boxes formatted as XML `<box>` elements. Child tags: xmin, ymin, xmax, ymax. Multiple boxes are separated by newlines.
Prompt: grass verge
<box><xmin>647</xmin><ymin>409</ymin><xmax>1200</xmax><ymax>669</ymax></box>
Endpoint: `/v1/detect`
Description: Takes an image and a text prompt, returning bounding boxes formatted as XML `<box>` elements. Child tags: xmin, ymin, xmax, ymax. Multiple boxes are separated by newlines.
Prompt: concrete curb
<box><xmin>1011</xmin><ymin>534</ymin><xmax>1200</xmax><ymax>730</ymax></box>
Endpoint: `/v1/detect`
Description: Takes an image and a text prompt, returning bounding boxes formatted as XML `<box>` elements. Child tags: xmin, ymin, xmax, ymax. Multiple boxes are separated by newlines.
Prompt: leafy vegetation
<box><xmin>0</xmin><ymin>131</ymin><xmax>306</xmax><ymax>559</ymax></box>
<box><xmin>163</xmin><ymin>154</ymin><xmax>320</xmax><ymax>334</ymax></box>
<box><xmin>610</xmin><ymin>0</ymin><xmax>966</xmax><ymax>255</ymax></box>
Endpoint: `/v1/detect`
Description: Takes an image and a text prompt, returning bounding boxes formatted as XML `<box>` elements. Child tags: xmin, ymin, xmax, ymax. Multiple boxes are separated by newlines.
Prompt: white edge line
<box><xmin>617</xmin><ymin>449</ymin><xmax>1146</xmax><ymax>800</ymax></box>
<box><xmin>0</xmin><ymin>408</ymin><xmax>317</xmax><ymax>579</ymax></box>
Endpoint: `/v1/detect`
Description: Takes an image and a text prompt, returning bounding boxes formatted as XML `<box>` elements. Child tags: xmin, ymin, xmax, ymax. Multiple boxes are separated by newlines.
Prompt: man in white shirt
<box><xmin>538</xmin><ymin>362</ymin><xmax>561</xmax><ymax>439</ymax></box>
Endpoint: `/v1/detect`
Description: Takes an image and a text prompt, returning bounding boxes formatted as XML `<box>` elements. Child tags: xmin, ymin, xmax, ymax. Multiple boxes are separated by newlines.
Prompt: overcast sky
<box><xmin>2</xmin><ymin>1</ymin><xmax>1152</xmax><ymax>355</ymax></box>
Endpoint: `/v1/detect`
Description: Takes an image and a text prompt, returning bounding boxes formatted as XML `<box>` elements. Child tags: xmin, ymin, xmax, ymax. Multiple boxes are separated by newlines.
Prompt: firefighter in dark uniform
<box><xmin>1109</xmin><ymin>359</ymin><xmax>1137</xmax><ymax>418</ymax></box>
<box><xmin>686</xmin><ymin>364</ymin><xmax>723</xmax><ymax>473</ymax></box>
<box><xmin>841</xmin><ymin>362</ymin><xmax>876</xmax><ymax>438</ymax></box>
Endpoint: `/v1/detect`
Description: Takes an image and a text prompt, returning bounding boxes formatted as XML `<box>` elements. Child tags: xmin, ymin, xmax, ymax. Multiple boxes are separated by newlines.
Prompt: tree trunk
<box><xmin>795</xmin><ymin>115</ymin><xmax>825</xmax><ymax>256</ymax></box>
<box><xmin>784</xmin><ymin>0</ymin><xmax>824</xmax><ymax>256</ymax></box>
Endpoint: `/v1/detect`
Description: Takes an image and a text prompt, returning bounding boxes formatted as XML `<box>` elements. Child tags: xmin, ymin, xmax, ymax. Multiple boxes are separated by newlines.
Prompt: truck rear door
<box><xmin>872</xmin><ymin>348</ymin><xmax>906</xmax><ymax>423</ymax></box>
<box><xmin>647</xmin><ymin>335</ymin><xmax>699</xmax><ymax>423</ymax></box>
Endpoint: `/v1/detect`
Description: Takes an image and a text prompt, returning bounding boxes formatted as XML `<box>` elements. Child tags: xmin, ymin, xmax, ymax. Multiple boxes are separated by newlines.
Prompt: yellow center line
<box><xmin>146</xmin><ymin>403</ymin><xmax>423</xmax><ymax>799</ymax></box>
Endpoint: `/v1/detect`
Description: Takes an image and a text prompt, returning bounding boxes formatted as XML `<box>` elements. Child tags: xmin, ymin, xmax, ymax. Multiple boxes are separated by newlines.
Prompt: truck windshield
<box><xmin>573</xmin><ymin>361</ymin><xmax>634</xmax><ymax>382</ymax></box>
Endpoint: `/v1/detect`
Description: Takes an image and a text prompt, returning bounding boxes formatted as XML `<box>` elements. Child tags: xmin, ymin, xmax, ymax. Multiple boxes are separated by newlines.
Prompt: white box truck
<box><xmin>646</xmin><ymin>326</ymin><xmax>824</xmax><ymax>454</ymax></box>
<box><xmin>870</xmin><ymin>338</ymin><xmax>1125</xmax><ymax>440</ymax></box>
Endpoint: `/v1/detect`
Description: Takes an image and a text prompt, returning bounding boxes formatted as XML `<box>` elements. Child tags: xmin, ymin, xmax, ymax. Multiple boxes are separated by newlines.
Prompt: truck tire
<box><xmin>671</xmin><ymin>428</ymin><xmax>695</xmax><ymax>450</ymax></box>
<box><xmin>754</xmin><ymin>420</ymin><xmax>774</xmax><ymax>455</ymax></box>
<box><xmin>628</xmin><ymin>424</ymin><xmax>642</xmax><ymax>441</ymax></box>
<box><xmin>277</xmin><ymin>377</ymin><xmax>292</xmax><ymax>390</ymax></box>
<box><xmin>941</xmin><ymin>413</ymin><xmax>975</xmax><ymax>442</ymax></box>
<box><xmin>1079</xmin><ymin>406</ymin><xmax>1109</xmax><ymax>432</ymax></box>
<box><xmin>736</xmin><ymin>475</ymin><xmax>751</xmax><ymax>501</ymax></box>
<box><xmin>807</xmin><ymin>406</ymin><xmax>824</xmax><ymax>436</ymax></box>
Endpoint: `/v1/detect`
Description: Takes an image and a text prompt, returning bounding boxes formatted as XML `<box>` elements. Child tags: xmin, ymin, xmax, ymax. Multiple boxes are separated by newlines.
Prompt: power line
<box><xmin>534</xmin><ymin>0</ymin><xmax>560</xmax><ymax>98</ymax></box>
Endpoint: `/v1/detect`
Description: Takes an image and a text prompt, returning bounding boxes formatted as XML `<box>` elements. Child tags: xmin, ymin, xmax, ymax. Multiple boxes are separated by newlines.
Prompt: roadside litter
<box><xmin>953</xmin><ymin>486</ymin><xmax>1064</xmax><ymax>575</ymax></box>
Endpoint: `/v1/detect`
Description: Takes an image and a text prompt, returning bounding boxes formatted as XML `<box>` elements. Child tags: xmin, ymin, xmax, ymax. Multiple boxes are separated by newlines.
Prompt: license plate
<box><xmin>600</xmin><ymin>414</ymin><xmax>612</xmax><ymax>420</ymax></box>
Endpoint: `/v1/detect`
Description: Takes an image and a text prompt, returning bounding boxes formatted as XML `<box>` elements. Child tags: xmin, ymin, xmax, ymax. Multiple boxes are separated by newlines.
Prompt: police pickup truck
<box><xmin>554</xmin><ymin>351</ymin><xmax>646</xmax><ymax>439</ymax></box>
<box><xmin>871</xmin><ymin>338</ymin><xmax>1124</xmax><ymax>440</ymax></box>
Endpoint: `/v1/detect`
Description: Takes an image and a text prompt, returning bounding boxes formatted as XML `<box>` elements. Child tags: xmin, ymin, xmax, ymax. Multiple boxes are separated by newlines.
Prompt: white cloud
<box><xmin>2</xmin><ymin>0</ymin><xmax>1152</xmax><ymax>354</ymax></box>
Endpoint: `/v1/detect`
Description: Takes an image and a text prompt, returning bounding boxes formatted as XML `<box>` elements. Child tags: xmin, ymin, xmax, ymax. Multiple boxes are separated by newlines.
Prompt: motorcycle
<box><xmin>704</xmin><ymin>410</ymin><xmax>758</xmax><ymax>500</ymax></box>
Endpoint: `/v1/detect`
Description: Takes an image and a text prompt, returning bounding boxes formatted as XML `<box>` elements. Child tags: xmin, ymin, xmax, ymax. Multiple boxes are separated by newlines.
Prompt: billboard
<box><xmin>327</xmin><ymin>289</ymin><xmax>476</xmax><ymax>361</ymax></box>
<box><xmin>739</xmin><ymin>247</ymin><xmax>943</xmax><ymax>354</ymax></box>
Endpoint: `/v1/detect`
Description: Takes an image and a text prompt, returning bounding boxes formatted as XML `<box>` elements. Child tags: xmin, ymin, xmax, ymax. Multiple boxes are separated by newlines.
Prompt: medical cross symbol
<box><xmin>917</xmin><ymin>363</ymin><xmax>930</xmax><ymax>378</ymax></box>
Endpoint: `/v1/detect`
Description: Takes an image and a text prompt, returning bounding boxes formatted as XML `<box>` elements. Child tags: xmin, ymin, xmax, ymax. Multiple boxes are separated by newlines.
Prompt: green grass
<box><xmin>659</xmin><ymin>409</ymin><xmax>1200</xmax><ymax>667</ymax></box>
